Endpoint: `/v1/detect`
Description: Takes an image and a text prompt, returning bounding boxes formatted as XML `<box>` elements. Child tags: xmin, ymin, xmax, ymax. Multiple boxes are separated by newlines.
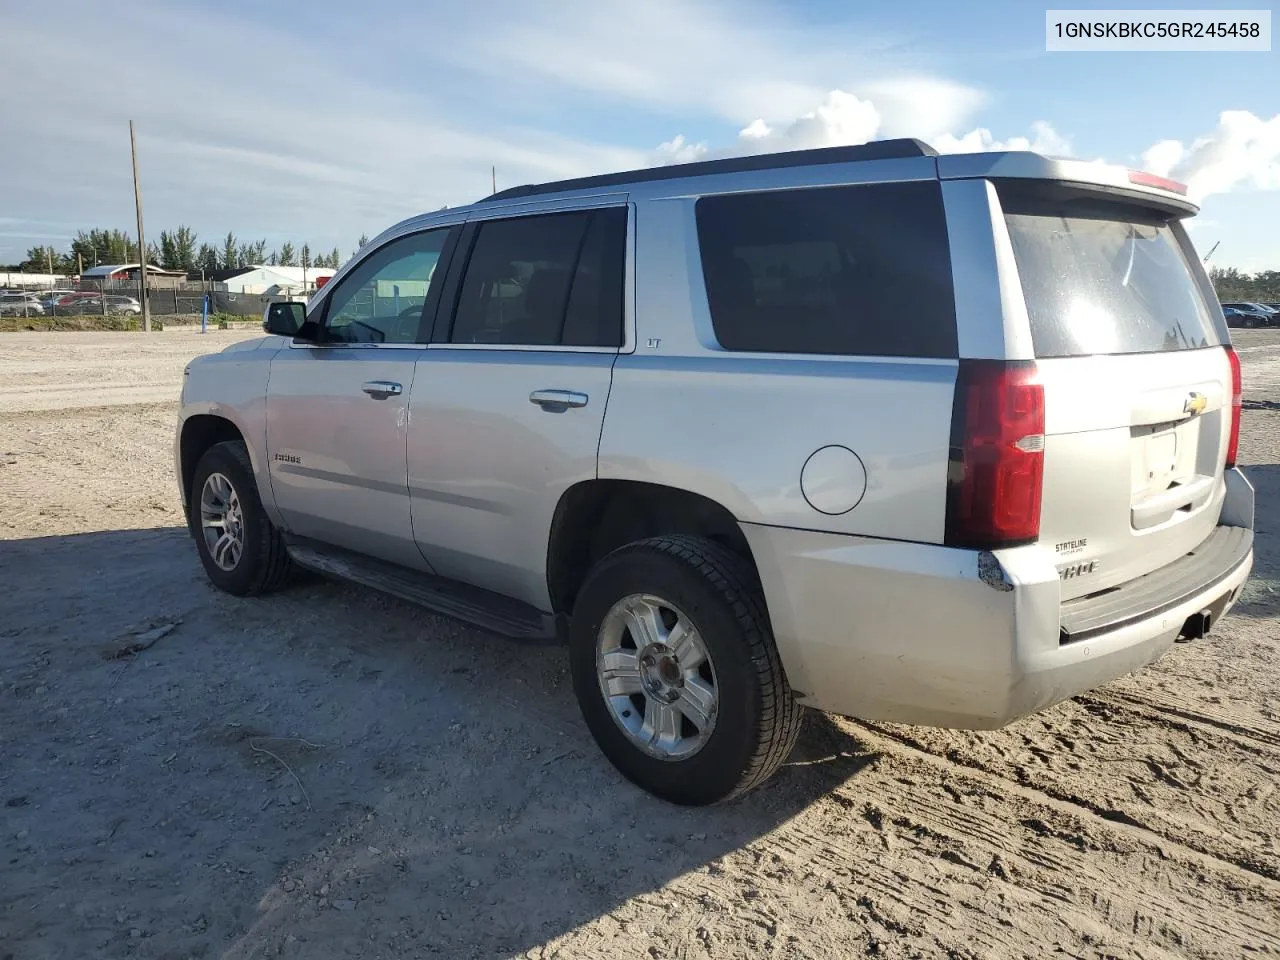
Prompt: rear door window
<box><xmin>448</xmin><ymin>208</ymin><xmax>626</xmax><ymax>348</ymax></box>
<box><xmin>694</xmin><ymin>181</ymin><xmax>957</xmax><ymax>358</ymax></box>
<box><xmin>998</xmin><ymin>184</ymin><xmax>1223</xmax><ymax>358</ymax></box>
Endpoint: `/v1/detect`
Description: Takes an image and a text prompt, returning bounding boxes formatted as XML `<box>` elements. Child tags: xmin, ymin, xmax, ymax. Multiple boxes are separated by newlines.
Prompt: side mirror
<box><xmin>263</xmin><ymin>301</ymin><xmax>308</xmax><ymax>338</ymax></box>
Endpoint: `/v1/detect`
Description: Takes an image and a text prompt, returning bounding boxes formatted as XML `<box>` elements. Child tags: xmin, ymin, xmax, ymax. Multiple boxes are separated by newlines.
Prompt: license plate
<box><xmin>1144</xmin><ymin>429</ymin><xmax>1178</xmax><ymax>483</ymax></box>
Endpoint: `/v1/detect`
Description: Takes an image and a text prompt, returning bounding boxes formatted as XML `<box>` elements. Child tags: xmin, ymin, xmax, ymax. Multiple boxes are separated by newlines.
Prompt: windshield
<box><xmin>1000</xmin><ymin>186</ymin><xmax>1223</xmax><ymax>358</ymax></box>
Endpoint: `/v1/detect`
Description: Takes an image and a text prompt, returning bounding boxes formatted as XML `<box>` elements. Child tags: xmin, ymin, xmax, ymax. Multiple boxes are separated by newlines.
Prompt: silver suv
<box><xmin>175</xmin><ymin>139</ymin><xmax>1255</xmax><ymax>805</ymax></box>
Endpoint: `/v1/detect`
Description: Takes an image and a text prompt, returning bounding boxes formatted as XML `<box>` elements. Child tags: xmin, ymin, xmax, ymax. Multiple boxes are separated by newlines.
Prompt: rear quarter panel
<box><xmin>598</xmin><ymin>196</ymin><xmax>956</xmax><ymax>542</ymax></box>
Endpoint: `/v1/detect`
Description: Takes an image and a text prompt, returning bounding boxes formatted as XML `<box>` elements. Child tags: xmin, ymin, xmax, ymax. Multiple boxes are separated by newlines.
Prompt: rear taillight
<box><xmin>1225</xmin><ymin>346</ymin><xmax>1242</xmax><ymax>468</ymax></box>
<box><xmin>945</xmin><ymin>360</ymin><xmax>1045</xmax><ymax>550</ymax></box>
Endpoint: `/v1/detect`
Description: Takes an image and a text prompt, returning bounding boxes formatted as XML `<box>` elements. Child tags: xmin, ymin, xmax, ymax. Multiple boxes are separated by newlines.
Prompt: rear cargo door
<box><xmin>997</xmin><ymin>182</ymin><xmax>1234</xmax><ymax>600</ymax></box>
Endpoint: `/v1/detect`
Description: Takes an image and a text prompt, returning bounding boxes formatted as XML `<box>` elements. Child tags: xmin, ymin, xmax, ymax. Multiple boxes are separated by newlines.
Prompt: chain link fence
<box><xmin>1</xmin><ymin>273</ymin><xmax>300</xmax><ymax>322</ymax></box>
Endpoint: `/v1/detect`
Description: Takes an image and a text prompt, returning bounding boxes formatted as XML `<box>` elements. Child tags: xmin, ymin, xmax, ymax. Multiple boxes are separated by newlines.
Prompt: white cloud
<box><xmin>654</xmin><ymin>89</ymin><xmax>1068</xmax><ymax>164</ymax></box>
<box><xmin>860</xmin><ymin>77</ymin><xmax>986</xmax><ymax>140</ymax></box>
<box><xmin>729</xmin><ymin>91</ymin><xmax>882</xmax><ymax>155</ymax></box>
<box><xmin>653</xmin><ymin>135</ymin><xmax>709</xmax><ymax>165</ymax></box>
<box><xmin>2</xmin><ymin>0</ymin><xmax>1275</xmax><ymax>275</ymax></box>
<box><xmin>1139</xmin><ymin>111</ymin><xmax>1280</xmax><ymax>202</ymax></box>
<box><xmin>429</xmin><ymin>0</ymin><xmax>918</xmax><ymax>125</ymax></box>
<box><xmin>0</xmin><ymin>0</ymin><xmax>648</xmax><ymax>262</ymax></box>
<box><xmin>932</xmin><ymin>120</ymin><xmax>1071</xmax><ymax>156</ymax></box>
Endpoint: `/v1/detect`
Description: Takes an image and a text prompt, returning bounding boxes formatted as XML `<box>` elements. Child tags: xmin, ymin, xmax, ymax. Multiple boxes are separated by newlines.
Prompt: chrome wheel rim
<box><xmin>200</xmin><ymin>472</ymin><xmax>244</xmax><ymax>572</ymax></box>
<box><xmin>596</xmin><ymin>594</ymin><xmax>718</xmax><ymax>761</ymax></box>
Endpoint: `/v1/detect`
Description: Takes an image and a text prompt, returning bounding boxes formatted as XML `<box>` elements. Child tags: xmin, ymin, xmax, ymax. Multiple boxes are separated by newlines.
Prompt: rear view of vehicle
<box><xmin>998</xmin><ymin>175</ymin><xmax>1248</xmax><ymax>620</ymax></box>
<box><xmin>913</xmin><ymin>158</ymin><xmax>1255</xmax><ymax>725</ymax></box>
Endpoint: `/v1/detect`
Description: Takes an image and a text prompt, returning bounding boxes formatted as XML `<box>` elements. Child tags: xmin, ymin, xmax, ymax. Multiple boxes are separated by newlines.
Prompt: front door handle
<box><xmin>362</xmin><ymin>380</ymin><xmax>402</xmax><ymax>398</ymax></box>
<box><xmin>529</xmin><ymin>389</ymin><xmax>588</xmax><ymax>410</ymax></box>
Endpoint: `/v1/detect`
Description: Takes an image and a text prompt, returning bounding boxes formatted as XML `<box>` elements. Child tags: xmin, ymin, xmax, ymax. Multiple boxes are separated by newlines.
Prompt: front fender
<box><xmin>177</xmin><ymin>342</ymin><xmax>282</xmax><ymax>527</ymax></box>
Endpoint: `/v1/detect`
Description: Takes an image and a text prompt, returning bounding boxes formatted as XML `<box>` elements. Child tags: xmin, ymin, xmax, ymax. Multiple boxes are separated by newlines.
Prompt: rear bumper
<box><xmin>742</xmin><ymin>468</ymin><xmax>1255</xmax><ymax>730</ymax></box>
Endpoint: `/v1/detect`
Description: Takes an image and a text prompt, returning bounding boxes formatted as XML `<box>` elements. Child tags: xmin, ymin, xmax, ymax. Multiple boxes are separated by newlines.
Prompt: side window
<box><xmin>322</xmin><ymin>227</ymin><xmax>451</xmax><ymax>344</ymax></box>
<box><xmin>562</xmin><ymin>207</ymin><xmax>626</xmax><ymax>347</ymax></box>
<box><xmin>448</xmin><ymin>208</ymin><xmax>625</xmax><ymax>347</ymax></box>
<box><xmin>695</xmin><ymin>182</ymin><xmax>957</xmax><ymax>358</ymax></box>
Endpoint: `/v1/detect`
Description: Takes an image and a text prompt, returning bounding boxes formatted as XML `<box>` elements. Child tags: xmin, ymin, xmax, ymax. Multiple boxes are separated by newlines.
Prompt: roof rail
<box><xmin>483</xmin><ymin>138</ymin><xmax>938</xmax><ymax>202</ymax></box>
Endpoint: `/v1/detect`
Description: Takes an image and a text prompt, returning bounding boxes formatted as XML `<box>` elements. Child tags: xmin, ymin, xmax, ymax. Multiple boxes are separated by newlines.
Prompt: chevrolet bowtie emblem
<box><xmin>1184</xmin><ymin>392</ymin><xmax>1207</xmax><ymax>416</ymax></box>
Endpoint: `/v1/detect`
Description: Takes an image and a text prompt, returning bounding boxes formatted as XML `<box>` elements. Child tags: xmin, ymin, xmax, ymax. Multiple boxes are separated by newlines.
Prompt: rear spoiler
<box><xmin>937</xmin><ymin>152</ymin><xmax>1198</xmax><ymax>217</ymax></box>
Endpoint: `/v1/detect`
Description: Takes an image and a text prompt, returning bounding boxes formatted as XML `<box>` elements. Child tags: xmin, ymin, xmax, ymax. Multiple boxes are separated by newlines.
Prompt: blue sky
<box><xmin>2</xmin><ymin>0</ymin><xmax>1277</xmax><ymax>270</ymax></box>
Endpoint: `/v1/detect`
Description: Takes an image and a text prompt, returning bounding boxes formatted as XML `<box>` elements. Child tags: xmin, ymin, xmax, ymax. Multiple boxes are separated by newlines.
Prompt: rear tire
<box><xmin>189</xmin><ymin>440</ymin><xmax>294</xmax><ymax>596</ymax></box>
<box><xmin>569</xmin><ymin>535</ymin><xmax>803</xmax><ymax>805</ymax></box>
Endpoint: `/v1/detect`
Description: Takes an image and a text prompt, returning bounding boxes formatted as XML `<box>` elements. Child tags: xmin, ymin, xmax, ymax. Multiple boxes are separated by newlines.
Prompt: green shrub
<box><xmin>0</xmin><ymin>315</ymin><xmax>164</xmax><ymax>333</ymax></box>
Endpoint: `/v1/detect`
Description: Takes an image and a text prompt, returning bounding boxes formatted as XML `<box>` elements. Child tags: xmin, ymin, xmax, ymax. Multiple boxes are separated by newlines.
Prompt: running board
<box><xmin>284</xmin><ymin>536</ymin><xmax>561</xmax><ymax>643</ymax></box>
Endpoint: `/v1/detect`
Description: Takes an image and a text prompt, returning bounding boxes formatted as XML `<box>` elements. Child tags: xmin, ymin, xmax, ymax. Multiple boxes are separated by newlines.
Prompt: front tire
<box><xmin>569</xmin><ymin>535</ymin><xmax>803</xmax><ymax>805</ymax></box>
<box><xmin>190</xmin><ymin>440</ymin><xmax>294</xmax><ymax>596</ymax></box>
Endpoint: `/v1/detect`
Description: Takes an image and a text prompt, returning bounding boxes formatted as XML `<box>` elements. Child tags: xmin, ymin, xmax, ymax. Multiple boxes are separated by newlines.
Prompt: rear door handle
<box><xmin>529</xmin><ymin>389</ymin><xmax>588</xmax><ymax>410</ymax></box>
<box><xmin>362</xmin><ymin>380</ymin><xmax>402</xmax><ymax>398</ymax></box>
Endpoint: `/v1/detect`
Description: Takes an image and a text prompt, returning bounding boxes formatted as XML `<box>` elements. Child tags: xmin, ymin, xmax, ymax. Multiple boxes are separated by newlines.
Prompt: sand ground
<box><xmin>2</xmin><ymin>328</ymin><xmax>1278</xmax><ymax>959</ymax></box>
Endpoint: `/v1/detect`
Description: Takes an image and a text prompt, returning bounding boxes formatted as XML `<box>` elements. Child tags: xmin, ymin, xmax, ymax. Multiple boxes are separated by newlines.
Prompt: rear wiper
<box><xmin>1121</xmin><ymin>228</ymin><xmax>1136</xmax><ymax>287</ymax></box>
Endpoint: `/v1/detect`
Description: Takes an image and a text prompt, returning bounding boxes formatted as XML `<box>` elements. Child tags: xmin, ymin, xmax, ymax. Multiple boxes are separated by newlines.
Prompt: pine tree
<box><xmin>196</xmin><ymin>244</ymin><xmax>220</xmax><ymax>274</ymax></box>
<box><xmin>278</xmin><ymin>242</ymin><xmax>296</xmax><ymax>267</ymax></box>
<box><xmin>159</xmin><ymin>231</ymin><xmax>180</xmax><ymax>270</ymax></box>
<box><xmin>109</xmin><ymin>230</ymin><xmax>133</xmax><ymax>263</ymax></box>
<box><xmin>21</xmin><ymin>245</ymin><xmax>70</xmax><ymax>274</ymax></box>
<box><xmin>221</xmin><ymin>231</ymin><xmax>238</xmax><ymax>270</ymax></box>
<box><xmin>173</xmin><ymin>225</ymin><xmax>198</xmax><ymax>272</ymax></box>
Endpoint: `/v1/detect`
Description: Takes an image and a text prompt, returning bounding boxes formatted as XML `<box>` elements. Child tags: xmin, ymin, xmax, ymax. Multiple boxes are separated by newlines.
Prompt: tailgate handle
<box><xmin>1131</xmin><ymin>386</ymin><xmax>1219</xmax><ymax>426</ymax></box>
<box><xmin>1131</xmin><ymin>474</ymin><xmax>1216</xmax><ymax>530</ymax></box>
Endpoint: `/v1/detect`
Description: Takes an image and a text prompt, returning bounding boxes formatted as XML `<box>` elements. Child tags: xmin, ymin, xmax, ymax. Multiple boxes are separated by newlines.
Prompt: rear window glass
<box><xmin>999</xmin><ymin>186</ymin><xmax>1222</xmax><ymax>358</ymax></box>
<box><xmin>695</xmin><ymin>181</ymin><xmax>957</xmax><ymax>358</ymax></box>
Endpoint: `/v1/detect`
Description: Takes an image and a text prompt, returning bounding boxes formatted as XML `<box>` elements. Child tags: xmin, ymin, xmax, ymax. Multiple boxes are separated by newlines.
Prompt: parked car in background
<box><xmin>1223</xmin><ymin>306</ymin><xmax>1255</xmax><ymax>328</ymax></box>
<box><xmin>0</xmin><ymin>292</ymin><xmax>46</xmax><ymax>316</ymax></box>
<box><xmin>59</xmin><ymin>295</ymin><xmax>142</xmax><ymax>316</ymax></box>
<box><xmin>1221</xmin><ymin>302</ymin><xmax>1275</xmax><ymax>327</ymax></box>
<box><xmin>45</xmin><ymin>292</ymin><xmax>100</xmax><ymax>311</ymax></box>
<box><xmin>108</xmin><ymin>296</ymin><xmax>143</xmax><ymax>315</ymax></box>
<box><xmin>40</xmin><ymin>289</ymin><xmax>77</xmax><ymax>306</ymax></box>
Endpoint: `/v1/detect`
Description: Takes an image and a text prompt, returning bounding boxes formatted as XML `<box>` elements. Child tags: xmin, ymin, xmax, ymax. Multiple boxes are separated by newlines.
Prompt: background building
<box><xmin>212</xmin><ymin>265</ymin><xmax>337</xmax><ymax>296</ymax></box>
<box><xmin>80</xmin><ymin>263</ymin><xmax>188</xmax><ymax>290</ymax></box>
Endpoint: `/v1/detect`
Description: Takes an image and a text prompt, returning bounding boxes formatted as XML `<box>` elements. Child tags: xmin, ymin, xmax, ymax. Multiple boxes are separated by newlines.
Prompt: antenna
<box><xmin>492</xmin><ymin>166</ymin><xmax>496</xmax><ymax>194</ymax></box>
<box><xmin>1203</xmin><ymin>240</ymin><xmax>1221</xmax><ymax>263</ymax></box>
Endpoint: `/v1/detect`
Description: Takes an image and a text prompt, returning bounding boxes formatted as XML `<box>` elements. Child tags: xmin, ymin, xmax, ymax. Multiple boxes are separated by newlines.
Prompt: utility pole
<box><xmin>130</xmin><ymin>120</ymin><xmax>152</xmax><ymax>332</ymax></box>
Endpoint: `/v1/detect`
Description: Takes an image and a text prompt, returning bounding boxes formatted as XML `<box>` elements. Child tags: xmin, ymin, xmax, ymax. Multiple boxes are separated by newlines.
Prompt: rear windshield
<box><xmin>999</xmin><ymin>185</ymin><xmax>1223</xmax><ymax>358</ymax></box>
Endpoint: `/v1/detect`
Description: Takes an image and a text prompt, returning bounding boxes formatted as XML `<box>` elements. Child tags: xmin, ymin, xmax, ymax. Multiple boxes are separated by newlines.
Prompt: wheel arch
<box><xmin>178</xmin><ymin>413</ymin><xmax>251</xmax><ymax>528</ymax></box>
<box><xmin>546</xmin><ymin>479</ymin><xmax>758</xmax><ymax>617</ymax></box>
